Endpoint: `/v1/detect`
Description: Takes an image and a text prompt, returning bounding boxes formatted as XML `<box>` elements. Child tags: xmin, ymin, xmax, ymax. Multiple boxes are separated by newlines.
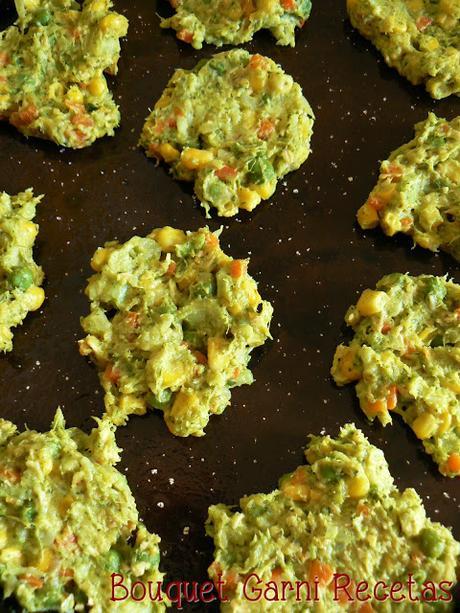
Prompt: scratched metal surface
<box><xmin>0</xmin><ymin>0</ymin><xmax>459</xmax><ymax>610</ymax></box>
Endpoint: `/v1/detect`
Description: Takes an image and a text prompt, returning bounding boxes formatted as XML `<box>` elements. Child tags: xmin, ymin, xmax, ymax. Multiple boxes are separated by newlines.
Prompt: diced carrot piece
<box><xmin>356</xmin><ymin>503</ymin><xmax>370</xmax><ymax>516</ymax></box>
<box><xmin>386</xmin><ymin>385</ymin><xmax>398</xmax><ymax>411</ymax></box>
<box><xmin>233</xmin><ymin>368</ymin><xmax>240</xmax><ymax>379</ymax></box>
<box><xmin>10</xmin><ymin>104</ymin><xmax>38</xmax><ymax>127</ymax></box>
<box><xmin>166</xmin><ymin>261</ymin><xmax>177</xmax><ymax>276</ymax></box>
<box><xmin>0</xmin><ymin>467</ymin><xmax>21</xmax><ymax>483</ymax></box>
<box><xmin>364</xmin><ymin>398</ymin><xmax>387</xmax><ymax>416</ymax></box>
<box><xmin>241</xmin><ymin>0</ymin><xmax>255</xmax><ymax>16</ymax></box>
<box><xmin>126</xmin><ymin>312</ymin><xmax>140</xmax><ymax>328</ymax></box>
<box><xmin>230</xmin><ymin>260</ymin><xmax>245</xmax><ymax>278</ymax></box>
<box><xmin>177</xmin><ymin>29</ymin><xmax>193</xmax><ymax>43</ymax></box>
<box><xmin>193</xmin><ymin>350</ymin><xmax>208</xmax><ymax>365</ymax></box>
<box><xmin>271</xmin><ymin>567</ymin><xmax>283</xmax><ymax>582</ymax></box>
<box><xmin>381</xmin><ymin>322</ymin><xmax>392</xmax><ymax>334</ymax></box>
<box><xmin>367</xmin><ymin>196</ymin><xmax>385</xmax><ymax>212</ymax></box>
<box><xmin>249</xmin><ymin>54</ymin><xmax>267</xmax><ymax>69</ymax></box>
<box><xmin>60</xmin><ymin>568</ymin><xmax>74</xmax><ymax>578</ymax></box>
<box><xmin>401</xmin><ymin>216</ymin><xmax>413</xmax><ymax>229</ymax></box>
<box><xmin>167</xmin><ymin>116</ymin><xmax>177</xmax><ymax>129</ymax></box>
<box><xmin>281</xmin><ymin>0</ymin><xmax>297</xmax><ymax>9</ymax></box>
<box><xmin>454</xmin><ymin>307</ymin><xmax>460</xmax><ymax>319</ymax></box>
<box><xmin>385</xmin><ymin>163</ymin><xmax>403</xmax><ymax>180</ymax></box>
<box><xmin>359</xmin><ymin>603</ymin><xmax>375</xmax><ymax>613</ymax></box>
<box><xmin>445</xmin><ymin>453</ymin><xmax>460</xmax><ymax>475</ymax></box>
<box><xmin>309</xmin><ymin>560</ymin><xmax>334</xmax><ymax>586</ymax></box>
<box><xmin>104</xmin><ymin>364</ymin><xmax>121</xmax><ymax>385</ymax></box>
<box><xmin>71</xmin><ymin>113</ymin><xmax>94</xmax><ymax>128</ymax></box>
<box><xmin>416</xmin><ymin>16</ymin><xmax>432</xmax><ymax>31</ymax></box>
<box><xmin>0</xmin><ymin>52</ymin><xmax>10</xmax><ymax>67</ymax></box>
<box><xmin>206</xmin><ymin>233</ymin><xmax>219</xmax><ymax>249</ymax></box>
<box><xmin>21</xmin><ymin>575</ymin><xmax>44</xmax><ymax>589</ymax></box>
<box><xmin>257</xmin><ymin>119</ymin><xmax>275</xmax><ymax>140</ymax></box>
<box><xmin>215</xmin><ymin>166</ymin><xmax>238</xmax><ymax>181</ymax></box>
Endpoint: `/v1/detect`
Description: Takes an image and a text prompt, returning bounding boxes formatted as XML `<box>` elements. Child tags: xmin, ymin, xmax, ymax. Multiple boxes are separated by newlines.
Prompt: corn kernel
<box><xmin>281</xmin><ymin>483</ymin><xmax>310</xmax><ymax>502</ymax></box>
<box><xmin>348</xmin><ymin>474</ymin><xmax>370</xmax><ymax>498</ymax></box>
<box><xmin>25</xmin><ymin>287</ymin><xmax>45</xmax><ymax>311</ymax></box>
<box><xmin>171</xmin><ymin>391</ymin><xmax>199</xmax><ymax>419</ymax></box>
<box><xmin>238</xmin><ymin>187</ymin><xmax>261</xmax><ymax>211</ymax></box>
<box><xmin>356</xmin><ymin>289</ymin><xmax>388</xmax><ymax>316</ymax></box>
<box><xmin>89</xmin><ymin>0</ymin><xmax>106</xmax><ymax>11</ymax></box>
<box><xmin>66</xmin><ymin>86</ymin><xmax>84</xmax><ymax>105</ymax></box>
<box><xmin>250</xmin><ymin>181</ymin><xmax>276</xmax><ymax>200</ymax></box>
<box><xmin>339</xmin><ymin>347</ymin><xmax>361</xmax><ymax>382</ymax></box>
<box><xmin>151</xmin><ymin>226</ymin><xmax>186</xmax><ymax>253</ymax></box>
<box><xmin>36</xmin><ymin>549</ymin><xmax>53</xmax><ymax>572</ymax></box>
<box><xmin>18</xmin><ymin>219</ymin><xmax>38</xmax><ymax>245</ymax></box>
<box><xmin>357</xmin><ymin>203</ymin><xmax>379</xmax><ymax>229</ymax></box>
<box><xmin>119</xmin><ymin>395</ymin><xmax>147</xmax><ymax>416</ymax></box>
<box><xmin>0</xmin><ymin>527</ymin><xmax>7</xmax><ymax>549</ymax></box>
<box><xmin>180</xmin><ymin>148</ymin><xmax>214</xmax><ymax>170</ymax></box>
<box><xmin>207</xmin><ymin>337</ymin><xmax>228</xmax><ymax>371</ymax></box>
<box><xmin>1</xmin><ymin>547</ymin><xmax>22</xmax><ymax>564</ymax></box>
<box><xmin>421</xmin><ymin>37</ymin><xmax>440</xmax><ymax>51</ymax></box>
<box><xmin>88</xmin><ymin>76</ymin><xmax>106</xmax><ymax>97</ymax></box>
<box><xmin>91</xmin><ymin>247</ymin><xmax>112</xmax><ymax>271</ymax></box>
<box><xmin>412</xmin><ymin>412</ymin><xmax>437</xmax><ymax>440</ymax></box>
<box><xmin>158</xmin><ymin>143</ymin><xmax>180</xmax><ymax>163</ymax></box>
<box><xmin>438</xmin><ymin>412</ymin><xmax>452</xmax><ymax>435</ymax></box>
<box><xmin>99</xmin><ymin>13</ymin><xmax>128</xmax><ymax>35</ymax></box>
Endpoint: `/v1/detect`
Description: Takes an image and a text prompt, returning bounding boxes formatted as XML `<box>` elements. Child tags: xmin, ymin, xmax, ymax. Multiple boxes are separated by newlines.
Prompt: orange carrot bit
<box><xmin>356</xmin><ymin>502</ymin><xmax>370</xmax><ymax>516</ymax></box>
<box><xmin>230</xmin><ymin>260</ymin><xmax>246</xmax><ymax>279</ymax></box>
<box><xmin>270</xmin><ymin>567</ymin><xmax>284</xmax><ymax>582</ymax></box>
<box><xmin>177</xmin><ymin>29</ymin><xmax>193</xmax><ymax>43</ymax></box>
<box><xmin>0</xmin><ymin>467</ymin><xmax>21</xmax><ymax>483</ymax></box>
<box><xmin>386</xmin><ymin>385</ymin><xmax>398</xmax><ymax>411</ymax></box>
<box><xmin>416</xmin><ymin>16</ymin><xmax>432</xmax><ymax>31</ymax></box>
<box><xmin>0</xmin><ymin>52</ymin><xmax>10</xmax><ymax>67</ymax></box>
<box><xmin>308</xmin><ymin>560</ymin><xmax>334</xmax><ymax>586</ymax></box>
<box><xmin>401</xmin><ymin>216</ymin><xmax>413</xmax><ymax>229</ymax></box>
<box><xmin>166</xmin><ymin>261</ymin><xmax>177</xmax><ymax>276</ymax></box>
<box><xmin>445</xmin><ymin>453</ymin><xmax>460</xmax><ymax>475</ymax></box>
<box><xmin>60</xmin><ymin>568</ymin><xmax>74</xmax><ymax>578</ymax></box>
<box><xmin>10</xmin><ymin>104</ymin><xmax>39</xmax><ymax>127</ymax></box>
<box><xmin>71</xmin><ymin>113</ymin><xmax>94</xmax><ymax>128</ymax></box>
<box><xmin>381</xmin><ymin>322</ymin><xmax>392</xmax><ymax>334</ymax></box>
<box><xmin>206</xmin><ymin>232</ymin><xmax>219</xmax><ymax>250</ymax></box>
<box><xmin>104</xmin><ymin>364</ymin><xmax>121</xmax><ymax>385</ymax></box>
<box><xmin>257</xmin><ymin>119</ymin><xmax>275</xmax><ymax>140</ymax></box>
<box><xmin>367</xmin><ymin>196</ymin><xmax>385</xmax><ymax>212</ymax></box>
<box><xmin>233</xmin><ymin>368</ymin><xmax>240</xmax><ymax>380</ymax></box>
<box><xmin>249</xmin><ymin>54</ymin><xmax>267</xmax><ymax>69</ymax></box>
<box><xmin>364</xmin><ymin>398</ymin><xmax>387</xmax><ymax>416</ymax></box>
<box><xmin>454</xmin><ymin>307</ymin><xmax>460</xmax><ymax>320</ymax></box>
<box><xmin>193</xmin><ymin>350</ymin><xmax>208</xmax><ymax>365</ymax></box>
<box><xmin>359</xmin><ymin>602</ymin><xmax>375</xmax><ymax>613</ymax></box>
<box><xmin>215</xmin><ymin>165</ymin><xmax>238</xmax><ymax>181</ymax></box>
<box><xmin>126</xmin><ymin>312</ymin><xmax>140</xmax><ymax>328</ymax></box>
<box><xmin>281</xmin><ymin>0</ymin><xmax>297</xmax><ymax>10</ymax></box>
<box><xmin>21</xmin><ymin>575</ymin><xmax>44</xmax><ymax>589</ymax></box>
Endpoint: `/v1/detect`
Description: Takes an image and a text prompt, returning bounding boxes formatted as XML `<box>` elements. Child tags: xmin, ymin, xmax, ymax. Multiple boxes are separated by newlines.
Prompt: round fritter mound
<box><xmin>358</xmin><ymin>113</ymin><xmax>460</xmax><ymax>263</ymax></box>
<box><xmin>0</xmin><ymin>189</ymin><xmax>44</xmax><ymax>353</ymax></box>
<box><xmin>160</xmin><ymin>0</ymin><xmax>312</xmax><ymax>49</ymax></box>
<box><xmin>79</xmin><ymin>226</ymin><xmax>273</xmax><ymax>437</ymax></box>
<box><xmin>139</xmin><ymin>49</ymin><xmax>314</xmax><ymax>217</ymax></box>
<box><xmin>347</xmin><ymin>0</ymin><xmax>460</xmax><ymax>99</ymax></box>
<box><xmin>0</xmin><ymin>410</ymin><xmax>166</xmax><ymax>612</ymax></box>
<box><xmin>0</xmin><ymin>0</ymin><xmax>128</xmax><ymax>148</ymax></box>
<box><xmin>331</xmin><ymin>273</ymin><xmax>460</xmax><ymax>477</ymax></box>
<box><xmin>207</xmin><ymin>424</ymin><xmax>460</xmax><ymax>611</ymax></box>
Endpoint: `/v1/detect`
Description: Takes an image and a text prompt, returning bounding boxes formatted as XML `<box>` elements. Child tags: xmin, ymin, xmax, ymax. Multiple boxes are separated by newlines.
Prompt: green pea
<box><xmin>35</xmin><ymin>9</ymin><xmax>52</xmax><ymax>26</ymax></box>
<box><xmin>320</xmin><ymin>464</ymin><xmax>339</xmax><ymax>482</ymax></box>
<box><xmin>147</xmin><ymin>390</ymin><xmax>172</xmax><ymax>410</ymax></box>
<box><xmin>8</xmin><ymin>267</ymin><xmax>34</xmax><ymax>291</ymax></box>
<box><xmin>419</xmin><ymin>528</ymin><xmax>445</xmax><ymax>559</ymax></box>
<box><xmin>105</xmin><ymin>549</ymin><xmax>121</xmax><ymax>572</ymax></box>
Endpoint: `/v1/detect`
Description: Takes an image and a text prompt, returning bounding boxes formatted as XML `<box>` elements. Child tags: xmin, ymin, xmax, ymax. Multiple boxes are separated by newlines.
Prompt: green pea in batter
<box><xmin>0</xmin><ymin>189</ymin><xmax>44</xmax><ymax>353</ymax></box>
<box><xmin>332</xmin><ymin>273</ymin><xmax>460</xmax><ymax>477</ymax></box>
<box><xmin>139</xmin><ymin>49</ymin><xmax>314</xmax><ymax>217</ymax></box>
<box><xmin>0</xmin><ymin>0</ymin><xmax>128</xmax><ymax>148</ymax></box>
<box><xmin>79</xmin><ymin>226</ymin><xmax>273</xmax><ymax>437</ymax></box>
<box><xmin>161</xmin><ymin>0</ymin><xmax>312</xmax><ymax>49</ymax></box>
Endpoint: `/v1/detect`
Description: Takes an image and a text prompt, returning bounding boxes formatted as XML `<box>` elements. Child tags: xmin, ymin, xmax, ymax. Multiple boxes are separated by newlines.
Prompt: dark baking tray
<box><xmin>0</xmin><ymin>0</ymin><xmax>459</xmax><ymax>610</ymax></box>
